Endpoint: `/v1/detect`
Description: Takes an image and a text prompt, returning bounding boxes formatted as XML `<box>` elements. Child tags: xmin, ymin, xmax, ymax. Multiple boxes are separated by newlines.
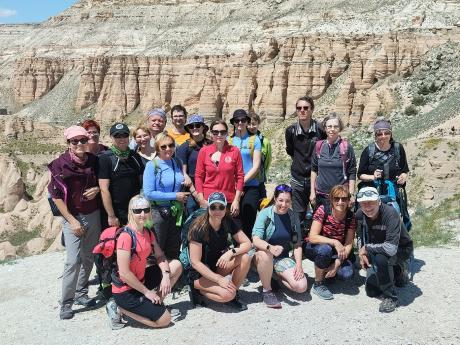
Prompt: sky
<box><xmin>0</xmin><ymin>0</ymin><xmax>78</xmax><ymax>24</ymax></box>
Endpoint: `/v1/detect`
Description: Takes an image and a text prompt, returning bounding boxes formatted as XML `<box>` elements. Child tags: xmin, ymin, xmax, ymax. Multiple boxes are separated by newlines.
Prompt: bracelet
<box><xmin>162</xmin><ymin>270</ymin><xmax>170</xmax><ymax>274</ymax></box>
<box><xmin>231</xmin><ymin>248</ymin><xmax>237</xmax><ymax>255</ymax></box>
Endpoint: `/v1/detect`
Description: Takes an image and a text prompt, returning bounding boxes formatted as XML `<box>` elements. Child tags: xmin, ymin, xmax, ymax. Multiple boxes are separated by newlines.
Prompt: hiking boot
<box><xmin>270</xmin><ymin>278</ymin><xmax>281</xmax><ymax>292</ymax></box>
<box><xmin>225</xmin><ymin>295</ymin><xmax>247</xmax><ymax>311</ymax></box>
<box><xmin>105</xmin><ymin>298</ymin><xmax>124</xmax><ymax>330</ymax></box>
<box><xmin>312</xmin><ymin>281</ymin><xmax>333</xmax><ymax>300</ymax></box>
<box><xmin>395</xmin><ymin>266</ymin><xmax>409</xmax><ymax>287</ymax></box>
<box><xmin>379</xmin><ymin>298</ymin><xmax>398</xmax><ymax>313</ymax></box>
<box><xmin>189</xmin><ymin>286</ymin><xmax>206</xmax><ymax>308</ymax></box>
<box><xmin>262</xmin><ymin>290</ymin><xmax>281</xmax><ymax>309</ymax></box>
<box><xmin>59</xmin><ymin>304</ymin><xmax>74</xmax><ymax>320</ymax></box>
<box><xmin>75</xmin><ymin>294</ymin><xmax>96</xmax><ymax>307</ymax></box>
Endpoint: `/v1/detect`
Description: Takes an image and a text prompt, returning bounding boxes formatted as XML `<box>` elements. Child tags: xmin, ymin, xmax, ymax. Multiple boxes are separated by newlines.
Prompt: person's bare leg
<box><xmin>193</xmin><ymin>277</ymin><xmax>235</xmax><ymax>303</ymax></box>
<box><xmin>119</xmin><ymin>308</ymin><xmax>171</xmax><ymax>328</ymax></box>
<box><xmin>277</xmin><ymin>268</ymin><xmax>308</xmax><ymax>293</ymax></box>
<box><xmin>224</xmin><ymin>254</ymin><xmax>251</xmax><ymax>288</ymax></box>
<box><xmin>315</xmin><ymin>265</ymin><xmax>326</xmax><ymax>282</ymax></box>
<box><xmin>254</xmin><ymin>251</ymin><xmax>274</xmax><ymax>290</ymax></box>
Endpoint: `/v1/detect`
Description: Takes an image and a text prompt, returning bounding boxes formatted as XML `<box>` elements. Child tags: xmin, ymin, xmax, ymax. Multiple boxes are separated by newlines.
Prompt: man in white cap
<box><xmin>355</xmin><ymin>186</ymin><xmax>413</xmax><ymax>313</ymax></box>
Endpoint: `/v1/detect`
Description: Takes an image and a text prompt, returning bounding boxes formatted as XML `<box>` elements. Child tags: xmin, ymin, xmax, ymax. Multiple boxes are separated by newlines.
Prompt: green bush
<box><xmin>412</xmin><ymin>95</ymin><xmax>426</xmax><ymax>106</ymax></box>
<box><xmin>404</xmin><ymin>105</ymin><xmax>418</xmax><ymax>117</ymax></box>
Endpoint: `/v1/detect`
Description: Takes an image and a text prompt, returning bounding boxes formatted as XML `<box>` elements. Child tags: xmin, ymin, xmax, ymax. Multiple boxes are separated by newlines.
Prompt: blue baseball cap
<box><xmin>208</xmin><ymin>192</ymin><xmax>227</xmax><ymax>206</ymax></box>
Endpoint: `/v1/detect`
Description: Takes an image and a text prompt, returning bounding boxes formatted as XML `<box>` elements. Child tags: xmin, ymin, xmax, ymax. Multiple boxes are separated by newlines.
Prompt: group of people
<box><xmin>48</xmin><ymin>96</ymin><xmax>413</xmax><ymax>329</ymax></box>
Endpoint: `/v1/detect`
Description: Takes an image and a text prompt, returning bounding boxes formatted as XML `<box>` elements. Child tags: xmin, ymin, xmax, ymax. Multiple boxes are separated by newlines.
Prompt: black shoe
<box><xmin>60</xmin><ymin>304</ymin><xmax>74</xmax><ymax>320</ymax></box>
<box><xmin>395</xmin><ymin>267</ymin><xmax>409</xmax><ymax>287</ymax></box>
<box><xmin>379</xmin><ymin>298</ymin><xmax>398</xmax><ymax>313</ymax></box>
<box><xmin>189</xmin><ymin>286</ymin><xmax>206</xmax><ymax>308</ymax></box>
<box><xmin>75</xmin><ymin>294</ymin><xmax>96</xmax><ymax>307</ymax></box>
<box><xmin>271</xmin><ymin>278</ymin><xmax>281</xmax><ymax>292</ymax></box>
<box><xmin>225</xmin><ymin>294</ymin><xmax>247</xmax><ymax>311</ymax></box>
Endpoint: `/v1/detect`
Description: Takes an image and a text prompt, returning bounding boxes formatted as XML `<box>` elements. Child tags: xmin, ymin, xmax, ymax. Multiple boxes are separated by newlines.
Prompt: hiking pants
<box><xmin>61</xmin><ymin>209</ymin><xmax>101</xmax><ymax>305</ymax></box>
<box><xmin>366</xmin><ymin>253</ymin><xmax>397</xmax><ymax>301</ymax></box>
<box><xmin>151</xmin><ymin>208</ymin><xmax>181</xmax><ymax>260</ymax></box>
<box><xmin>291</xmin><ymin>178</ymin><xmax>311</xmax><ymax>223</ymax></box>
<box><xmin>303</xmin><ymin>243</ymin><xmax>354</xmax><ymax>281</ymax></box>
<box><xmin>240</xmin><ymin>186</ymin><xmax>260</xmax><ymax>239</ymax></box>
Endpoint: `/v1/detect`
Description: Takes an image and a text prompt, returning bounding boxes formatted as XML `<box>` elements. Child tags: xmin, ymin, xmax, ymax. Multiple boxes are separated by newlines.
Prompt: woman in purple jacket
<box><xmin>48</xmin><ymin>126</ymin><xmax>101</xmax><ymax>320</ymax></box>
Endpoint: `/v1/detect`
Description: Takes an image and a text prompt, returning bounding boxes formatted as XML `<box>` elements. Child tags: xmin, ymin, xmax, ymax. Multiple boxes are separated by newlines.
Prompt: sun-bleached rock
<box><xmin>0</xmin><ymin>157</ymin><xmax>25</xmax><ymax>212</ymax></box>
<box><xmin>0</xmin><ymin>241</ymin><xmax>16</xmax><ymax>260</ymax></box>
<box><xmin>25</xmin><ymin>237</ymin><xmax>47</xmax><ymax>255</ymax></box>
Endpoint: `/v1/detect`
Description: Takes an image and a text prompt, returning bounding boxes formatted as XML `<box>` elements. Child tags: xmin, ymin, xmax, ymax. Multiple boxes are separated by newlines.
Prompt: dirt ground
<box><xmin>1</xmin><ymin>247</ymin><xmax>459</xmax><ymax>345</ymax></box>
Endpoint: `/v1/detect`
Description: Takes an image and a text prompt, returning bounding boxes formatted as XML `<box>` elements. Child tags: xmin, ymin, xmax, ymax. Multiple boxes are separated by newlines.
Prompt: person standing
<box><xmin>99</xmin><ymin>123</ymin><xmax>144</xmax><ymax>227</ymax></box>
<box><xmin>81</xmin><ymin>119</ymin><xmax>108</xmax><ymax>155</ymax></box>
<box><xmin>129</xmin><ymin>108</ymin><xmax>168</xmax><ymax>150</ymax></box>
<box><xmin>166</xmin><ymin>105</ymin><xmax>190</xmax><ymax>145</ymax></box>
<box><xmin>285</xmin><ymin>96</ymin><xmax>326</xmax><ymax>222</ymax></box>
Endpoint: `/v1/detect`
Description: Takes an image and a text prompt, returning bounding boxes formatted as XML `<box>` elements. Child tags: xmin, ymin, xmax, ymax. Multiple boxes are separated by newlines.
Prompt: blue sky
<box><xmin>0</xmin><ymin>0</ymin><xmax>77</xmax><ymax>24</ymax></box>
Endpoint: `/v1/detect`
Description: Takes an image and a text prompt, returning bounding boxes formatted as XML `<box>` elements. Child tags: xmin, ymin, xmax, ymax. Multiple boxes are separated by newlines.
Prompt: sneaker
<box><xmin>225</xmin><ymin>295</ymin><xmax>248</xmax><ymax>311</ymax></box>
<box><xmin>262</xmin><ymin>290</ymin><xmax>282</xmax><ymax>309</ymax></box>
<box><xmin>59</xmin><ymin>303</ymin><xmax>74</xmax><ymax>320</ymax></box>
<box><xmin>312</xmin><ymin>282</ymin><xmax>333</xmax><ymax>300</ymax></box>
<box><xmin>167</xmin><ymin>307</ymin><xmax>181</xmax><ymax>322</ymax></box>
<box><xmin>106</xmin><ymin>298</ymin><xmax>124</xmax><ymax>330</ymax></box>
<box><xmin>379</xmin><ymin>298</ymin><xmax>398</xmax><ymax>313</ymax></box>
<box><xmin>242</xmin><ymin>278</ymin><xmax>250</xmax><ymax>287</ymax></box>
<box><xmin>75</xmin><ymin>294</ymin><xmax>96</xmax><ymax>307</ymax></box>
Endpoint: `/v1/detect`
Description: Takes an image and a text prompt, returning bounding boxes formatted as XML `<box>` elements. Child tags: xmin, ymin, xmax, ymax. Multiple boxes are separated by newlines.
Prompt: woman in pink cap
<box><xmin>48</xmin><ymin>125</ymin><xmax>102</xmax><ymax>320</ymax></box>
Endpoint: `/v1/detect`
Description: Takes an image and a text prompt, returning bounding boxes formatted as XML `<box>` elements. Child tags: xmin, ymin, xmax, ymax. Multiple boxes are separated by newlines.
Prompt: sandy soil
<box><xmin>1</xmin><ymin>247</ymin><xmax>459</xmax><ymax>345</ymax></box>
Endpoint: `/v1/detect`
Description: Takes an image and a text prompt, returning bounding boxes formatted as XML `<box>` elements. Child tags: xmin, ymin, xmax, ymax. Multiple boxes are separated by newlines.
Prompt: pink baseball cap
<box><xmin>64</xmin><ymin>126</ymin><xmax>89</xmax><ymax>140</ymax></box>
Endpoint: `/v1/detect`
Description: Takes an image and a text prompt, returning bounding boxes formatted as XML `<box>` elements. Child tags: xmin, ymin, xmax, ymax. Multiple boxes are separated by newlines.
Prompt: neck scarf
<box><xmin>69</xmin><ymin>149</ymin><xmax>88</xmax><ymax>165</ymax></box>
<box><xmin>110</xmin><ymin>145</ymin><xmax>130</xmax><ymax>158</ymax></box>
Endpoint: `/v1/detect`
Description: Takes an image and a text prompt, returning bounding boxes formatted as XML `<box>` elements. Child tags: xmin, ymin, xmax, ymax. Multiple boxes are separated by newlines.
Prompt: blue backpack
<box><xmin>179</xmin><ymin>208</ymin><xmax>208</xmax><ymax>271</ymax></box>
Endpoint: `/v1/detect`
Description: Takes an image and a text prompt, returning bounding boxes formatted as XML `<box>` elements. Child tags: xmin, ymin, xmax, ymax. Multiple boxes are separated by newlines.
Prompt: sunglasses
<box><xmin>209</xmin><ymin>204</ymin><xmax>226</xmax><ymax>211</ymax></box>
<box><xmin>113</xmin><ymin>133</ymin><xmax>129</xmax><ymax>139</ymax></box>
<box><xmin>356</xmin><ymin>190</ymin><xmax>379</xmax><ymax>198</ymax></box>
<box><xmin>188</xmin><ymin>123</ymin><xmax>203</xmax><ymax>130</ymax></box>
<box><xmin>132</xmin><ymin>207</ymin><xmax>151</xmax><ymax>214</ymax></box>
<box><xmin>68</xmin><ymin>138</ymin><xmax>89</xmax><ymax>145</ymax></box>
<box><xmin>333</xmin><ymin>196</ymin><xmax>350</xmax><ymax>203</ymax></box>
<box><xmin>376</xmin><ymin>131</ymin><xmax>391</xmax><ymax>137</ymax></box>
<box><xmin>296</xmin><ymin>106</ymin><xmax>310</xmax><ymax>111</ymax></box>
<box><xmin>275</xmin><ymin>184</ymin><xmax>292</xmax><ymax>193</ymax></box>
<box><xmin>87</xmin><ymin>131</ymin><xmax>99</xmax><ymax>136</ymax></box>
<box><xmin>160</xmin><ymin>143</ymin><xmax>175</xmax><ymax>150</ymax></box>
<box><xmin>234</xmin><ymin>118</ymin><xmax>247</xmax><ymax>124</ymax></box>
<box><xmin>211</xmin><ymin>130</ymin><xmax>227</xmax><ymax>136</ymax></box>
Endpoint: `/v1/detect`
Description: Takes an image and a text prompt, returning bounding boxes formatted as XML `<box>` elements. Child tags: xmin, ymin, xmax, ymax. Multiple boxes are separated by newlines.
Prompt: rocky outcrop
<box><xmin>0</xmin><ymin>241</ymin><xmax>16</xmax><ymax>261</ymax></box>
<box><xmin>0</xmin><ymin>157</ymin><xmax>25</xmax><ymax>212</ymax></box>
<box><xmin>12</xmin><ymin>29</ymin><xmax>460</xmax><ymax>124</ymax></box>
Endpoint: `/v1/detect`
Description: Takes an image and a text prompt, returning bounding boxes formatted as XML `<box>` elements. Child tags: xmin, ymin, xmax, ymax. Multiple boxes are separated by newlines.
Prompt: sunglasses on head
<box><xmin>376</xmin><ymin>131</ymin><xmax>391</xmax><ymax>137</ymax></box>
<box><xmin>113</xmin><ymin>133</ymin><xmax>129</xmax><ymax>139</ymax></box>
<box><xmin>275</xmin><ymin>184</ymin><xmax>292</xmax><ymax>193</ymax></box>
<box><xmin>188</xmin><ymin>123</ymin><xmax>203</xmax><ymax>130</ymax></box>
<box><xmin>209</xmin><ymin>204</ymin><xmax>226</xmax><ymax>211</ymax></box>
<box><xmin>160</xmin><ymin>143</ymin><xmax>175</xmax><ymax>150</ymax></box>
<box><xmin>68</xmin><ymin>138</ymin><xmax>89</xmax><ymax>145</ymax></box>
<box><xmin>356</xmin><ymin>190</ymin><xmax>379</xmax><ymax>198</ymax></box>
<box><xmin>296</xmin><ymin>106</ymin><xmax>310</xmax><ymax>111</ymax></box>
<box><xmin>234</xmin><ymin>118</ymin><xmax>247</xmax><ymax>124</ymax></box>
<box><xmin>333</xmin><ymin>196</ymin><xmax>350</xmax><ymax>203</ymax></box>
<box><xmin>211</xmin><ymin>129</ymin><xmax>227</xmax><ymax>136</ymax></box>
<box><xmin>132</xmin><ymin>207</ymin><xmax>151</xmax><ymax>214</ymax></box>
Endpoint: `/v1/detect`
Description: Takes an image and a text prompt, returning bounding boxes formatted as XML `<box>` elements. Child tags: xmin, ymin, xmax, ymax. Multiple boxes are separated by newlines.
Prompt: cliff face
<box><xmin>12</xmin><ymin>29</ymin><xmax>460</xmax><ymax>124</ymax></box>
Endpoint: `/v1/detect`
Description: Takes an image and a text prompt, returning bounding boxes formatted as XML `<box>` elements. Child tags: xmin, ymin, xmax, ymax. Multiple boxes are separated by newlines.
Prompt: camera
<box><xmin>180</xmin><ymin>184</ymin><xmax>190</xmax><ymax>193</ymax></box>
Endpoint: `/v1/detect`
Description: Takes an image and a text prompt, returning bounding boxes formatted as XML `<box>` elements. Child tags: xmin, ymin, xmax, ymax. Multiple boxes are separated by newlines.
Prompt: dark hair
<box><xmin>81</xmin><ymin>119</ymin><xmax>101</xmax><ymax>133</ymax></box>
<box><xmin>296</xmin><ymin>96</ymin><xmax>315</xmax><ymax>110</ymax></box>
<box><xmin>210</xmin><ymin>119</ymin><xmax>228</xmax><ymax>132</ymax></box>
<box><xmin>248</xmin><ymin>112</ymin><xmax>261</xmax><ymax>123</ymax></box>
<box><xmin>322</xmin><ymin>112</ymin><xmax>344</xmax><ymax>131</ymax></box>
<box><xmin>268</xmin><ymin>184</ymin><xmax>293</xmax><ymax>206</ymax></box>
<box><xmin>188</xmin><ymin>208</ymin><xmax>232</xmax><ymax>243</ymax></box>
<box><xmin>171</xmin><ymin>104</ymin><xmax>187</xmax><ymax>117</ymax></box>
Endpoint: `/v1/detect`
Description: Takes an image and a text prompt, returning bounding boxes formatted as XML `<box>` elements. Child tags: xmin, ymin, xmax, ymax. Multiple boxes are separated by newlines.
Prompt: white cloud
<box><xmin>0</xmin><ymin>8</ymin><xmax>17</xmax><ymax>18</ymax></box>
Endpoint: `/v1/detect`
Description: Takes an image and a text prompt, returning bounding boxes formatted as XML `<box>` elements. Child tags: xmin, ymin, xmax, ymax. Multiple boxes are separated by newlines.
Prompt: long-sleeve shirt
<box><xmin>143</xmin><ymin>158</ymin><xmax>184</xmax><ymax>203</ymax></box>
<box><xmin>194</xmin><ymin>142</ymin><xmax>244</xmax><ymax>203</ymax></box>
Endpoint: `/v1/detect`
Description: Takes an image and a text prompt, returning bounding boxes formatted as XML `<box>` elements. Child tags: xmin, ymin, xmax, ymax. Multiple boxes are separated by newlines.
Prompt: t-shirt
<box><xmin>112</xmin><ymin>228</ymin><xmax>154</xmax><ymax>294</ymax></box>
<box><xmin>176</xmin><ymin>139</ymin><xmax>209</xmax><ymax>180</ymax></box>
<box><xmin>230</xmin><ymin>133</ymin><xmax>261</xmax><ymax>187</ymax></box>
<box><xmin>97</xmin><ymin>150</ymin><xmax>144</xmax><ymax>210</ymax></box>
<box><xmin>190</xmin><ymin>218</ymin><xmax>239</xmax><ymax>269</ymax></box>
<box><xmin>167</xmin><ymin>128</ymin><xmax>190</xmax><ymax>146</ymax></box>
<box><xmin>269</xmin><ymin>213</ymin><xmax>292</xmax><ymax>258</ymax></box>
<box><xmin>313</xmin><ymin>205</ymin><xmax>356</xmax><ymax>244</ymax></box>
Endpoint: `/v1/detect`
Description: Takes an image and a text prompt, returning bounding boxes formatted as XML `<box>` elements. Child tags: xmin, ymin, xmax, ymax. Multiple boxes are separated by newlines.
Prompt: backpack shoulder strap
<box><xmin>228</xmin><ymin>136</ymin><xmax>233</xmax><ymax>145</ymax></box>
<box><xmin>339</xmin><ymin>138</ymin><xmax>350</xmax><ymax>180</ymax></box>
<box><xmin>322</xmin><ymin>204</ymin><xmax>331</xmax><ymax>225</ymax></box>
<box><xmin>393</xmin><ymin>142</ymin><xmax>401</xmax><ymax>168</ymax></box>
<box><xmin>315</xmin><ymin>139</ymin><xmax>325</xmax><ymax>158</ymax></box>
<box><xmin>344</xmin><ymin>210</ymin><xmax>353</xmax><ymax>233</ymax></box>
<box><xmin>248</xmin><ymin>134</ymin><xmax>256</xmax><ymax>158</ymax></box>
<box><xmin>121</xmin><ymin>226</ymin><xmax>138</xmax><ymax>258</ymax></box>
<box><xmin>367</xmin><ymin>142</ymin><xmax>376</xmax><ymax>161</ymax></box>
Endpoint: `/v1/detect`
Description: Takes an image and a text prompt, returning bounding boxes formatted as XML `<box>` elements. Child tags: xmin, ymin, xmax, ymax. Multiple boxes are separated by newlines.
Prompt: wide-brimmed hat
<box><xmin>229</xmin><ymin>109</ymin><xmax>250</xmax><ymax>125</ymax></box>
<box><xmin>185</xmin><ymin>114</ymin><xmax>209</xmax><ymax>133</ymax></box>
<box><xmin>357</xmin><ymin>187</ymin><xmax>379</xmax><ymax>202</ymax></box>
<box><xmin>110</xmin><ymin>123</ymin><xmax>130</xmax><ymax>136</ymax></box>
<box><xmin>64</xmin><ymin>126</ymin><xmax>88</xmax><ymax>140</ymax></box>
<box><xmin>208</xmin><ymin>192</ymin><xmax>227</xmax><ymax>206</ymax></box>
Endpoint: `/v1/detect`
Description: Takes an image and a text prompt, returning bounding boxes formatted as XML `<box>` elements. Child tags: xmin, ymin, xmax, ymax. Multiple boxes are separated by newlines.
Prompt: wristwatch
<box><xmin>266</xmin><ymin>244</ymin><xmax>271</xmax><ymax>251</ymax></box>
<box><xmin>231</xmin><ymin>248</ymin><xmax>237</xmax><ymax>255</ymax></box>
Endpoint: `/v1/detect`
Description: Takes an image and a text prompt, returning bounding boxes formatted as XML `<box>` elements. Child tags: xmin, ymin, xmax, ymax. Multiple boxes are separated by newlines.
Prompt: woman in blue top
<box><xmin>310</xmin><ymin>113</ymin><xmax>357</xmax><ymax>210</ymax></box>
<box><xmin>143</xmin><ymin>133</ymin><xmax>190</xmax><ymax>260</ymax></box>
<box><xmin>252</xmin><ymin>184</ymin><xmax>308</xmax><ymax>309</ymax></box>
<box><xmin>229</xmin><ymin>109</ymin><xmax>262</xmax><ymax>239</ymax></box>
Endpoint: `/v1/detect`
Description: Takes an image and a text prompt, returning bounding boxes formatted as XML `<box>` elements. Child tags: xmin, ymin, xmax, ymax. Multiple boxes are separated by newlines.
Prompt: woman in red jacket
<box><xmin>194</xmin><ymin>119</ymin><xmax>244</xmax><ymax>217</ymax></box>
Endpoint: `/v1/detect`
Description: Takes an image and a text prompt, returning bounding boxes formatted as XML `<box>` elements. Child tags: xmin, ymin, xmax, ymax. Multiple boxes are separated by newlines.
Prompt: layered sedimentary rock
<box><xmin>12</xmin><ymin>29</ymin><xmax>460</xmax><ymax>124</ymax></box>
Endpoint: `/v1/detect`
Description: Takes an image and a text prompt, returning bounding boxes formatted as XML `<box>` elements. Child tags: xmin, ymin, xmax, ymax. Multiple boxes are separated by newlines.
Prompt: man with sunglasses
<box><xmin>285</xmin><ymin>96</ymin><xmax>326</xmax><ymax>222</ymax></box>
<box><xmin>356</xmin><ymin>187</ymin><xmax>413</xmax><ymax>313</ymax></box>
<box><xmin>99</xmin><ymin>123</ymin><xmax>144</xmax><ymax>228</ymax></box>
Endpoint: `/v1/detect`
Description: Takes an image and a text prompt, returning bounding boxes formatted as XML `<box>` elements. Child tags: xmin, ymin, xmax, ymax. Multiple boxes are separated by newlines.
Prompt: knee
<box><xmin>374</xmin><ymin>254</ymin><xmax>390</xmax><ymax>269</ymax></box>
<box><xmin>220</xmin><ymin>289</ymin><xmax>236</xmax><ymax>303</ymax></box>
<box><xmin>239</xmin><ymin>253</ymin><xmax>252</xmax><ymax>268</ymax></box>
<box><xmin>338</xmin><ymin>266</ymin><xmax>354</xmax><ymax>281</ymax></box>
<box><xmin>315</xmin><ymin>244</ymin><xmax>333</xmax><ymax>269</ymax></box>
<box><xmin>291</xmin><ymin>278</ymin><xmax>308</xmax><ymax>293</ymax></box>
<box><xmin>255</xmin><ymin>251</ymin><xmax>272</xmax><ymax>266</ymax></box>
<box><xmin>155</xmin><ymin>310</ymin><xmax>171</xmax><ymax>328</ymax></box>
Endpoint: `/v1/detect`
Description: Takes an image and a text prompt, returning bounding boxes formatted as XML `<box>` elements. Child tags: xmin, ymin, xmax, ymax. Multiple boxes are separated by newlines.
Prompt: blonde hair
<box><xmin>131</xmin><ymin>124</ymin><xmax>151</xmax><ymax>140</ymax></box>
<box><xmin>127</xmin><ymin>194</ymin><xmax>151</xmax><ymax>226</ymax></box>
<box><xmin>154</xmin><ymin>133</ymin><xmax>175</xmax><ymax>153</ymax></box>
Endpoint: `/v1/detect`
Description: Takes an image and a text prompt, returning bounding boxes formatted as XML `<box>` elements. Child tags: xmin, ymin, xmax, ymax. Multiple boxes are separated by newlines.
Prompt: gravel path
<box><xmin>1</xmin><ymin>247</ymin><xmax>459</xmax><ymax>345</ymax></box>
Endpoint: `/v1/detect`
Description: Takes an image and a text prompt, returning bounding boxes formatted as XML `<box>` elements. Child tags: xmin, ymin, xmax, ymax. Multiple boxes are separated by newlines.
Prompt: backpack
<box><xmin>228</xmin><ymin>134</ymin><xmax>257</xmax><ymax>158</ymax></box>
<box><xmin>367</xmin><ymin>142</ymin><xmax>401</xmax><ymax>175</ymax></box>
<box><xmin>315</xmin><ymin>138</ymin><xmax>350</xmax><ymax>181</ymax></box>
<box><xmin>178</xmin><ymin>208</ymin><xmax>208</xmax><ymax>271</ymax></box>
<box><xmin>93</xmin><ymin>226</ymin><xmax>145</xmax><ymax>297</ymax></box>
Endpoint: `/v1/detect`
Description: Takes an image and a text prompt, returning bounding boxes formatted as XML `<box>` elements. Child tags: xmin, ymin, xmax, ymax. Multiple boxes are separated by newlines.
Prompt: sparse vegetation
<box><xmin>412</xmin><ymin>95</ymin><xmax>426</xmax><ymax>106</ymax></box>
<box><xmin>404</xmin><ymin>105</ymin><xmax>418</xmax><ymax>117</ymax></box>
<box><xmin>423</xmin><ymin>138</ymin><xmax>442</xmax><ymax>150</ymax></box>
<box><xmin>0</xmin><ymin>136</ymin><xmax>65</xmax><ymax>155</ymax></box>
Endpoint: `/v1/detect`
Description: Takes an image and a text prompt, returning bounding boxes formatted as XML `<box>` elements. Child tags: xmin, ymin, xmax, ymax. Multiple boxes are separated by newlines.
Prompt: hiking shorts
<box><xmin>273</xmin><ymin>257</ymin><xmax>296</xmax><ymax>273</ymax></box>
<box><xmin>113</xmin><ymin>265</ymin><xmax>166</xmax><ymax>321</ymax></box>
